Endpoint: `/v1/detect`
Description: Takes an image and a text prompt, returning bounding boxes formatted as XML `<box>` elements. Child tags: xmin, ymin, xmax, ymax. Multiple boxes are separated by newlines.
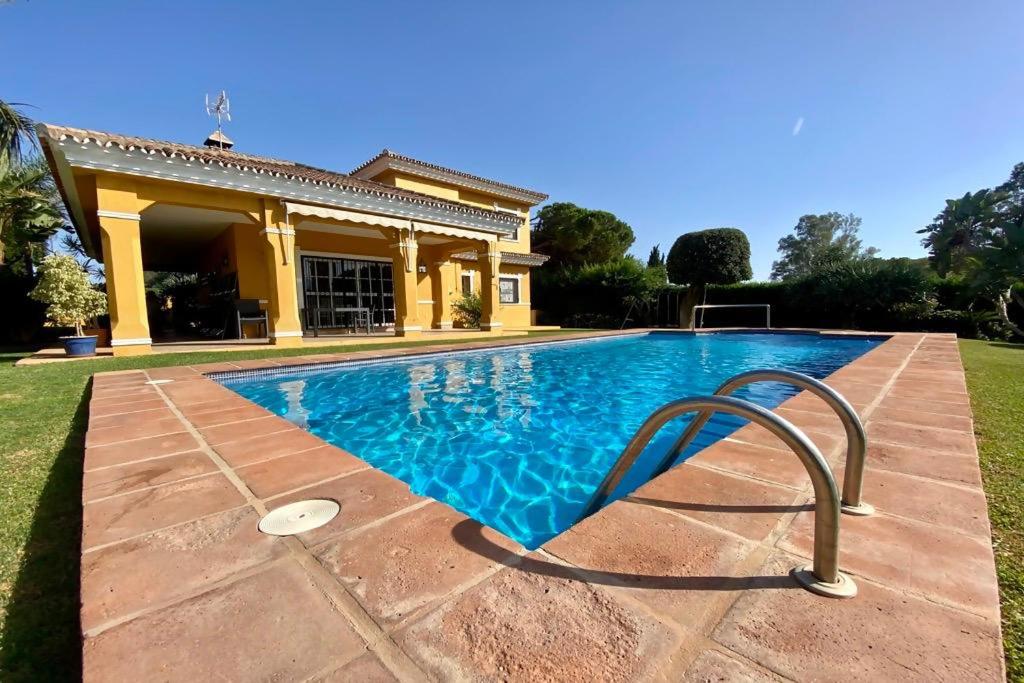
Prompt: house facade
<box><xmin>38</xmin><ymin>126</ymin><xmax>549</xmax><ymax>356</ymax></box>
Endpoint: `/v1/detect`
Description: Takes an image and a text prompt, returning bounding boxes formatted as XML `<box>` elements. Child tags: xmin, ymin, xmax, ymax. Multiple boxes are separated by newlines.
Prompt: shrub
<box><xmin>666</xmin><ymin>228</ymin><xmax>753</xmax><ymax>286</ymax></box>
<box><xmin>797</xmin><ymin>259</ymin><xmax>933</xmax><ymax>329</ymax></box>
<box><xmin>533</xmin><ymin>256</ymin><xmax>664</xmax><ymax>327</ymax></box>
<box><xmin>453</xmin><ymin>292</ymin><xmax>482</xmax><ymax>328</ymax></box>
<box><xmin>30</xmin><ymin>254</ymin><xmax>106</xmax><ymax>336</ymax></box>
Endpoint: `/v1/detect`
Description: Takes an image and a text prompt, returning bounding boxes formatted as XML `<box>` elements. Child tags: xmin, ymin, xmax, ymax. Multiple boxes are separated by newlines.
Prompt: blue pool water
<box><xmin>218</xmin><ymin>332</ymin><xmax>881</xmax><ymax>548</ymax></box>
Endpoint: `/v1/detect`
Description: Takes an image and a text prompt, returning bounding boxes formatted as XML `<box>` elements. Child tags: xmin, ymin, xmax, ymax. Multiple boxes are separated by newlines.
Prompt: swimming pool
<box><xmin>217</xmin><ymin>332</ymin><xmax>882</xmax><ymax>548</ymax></box>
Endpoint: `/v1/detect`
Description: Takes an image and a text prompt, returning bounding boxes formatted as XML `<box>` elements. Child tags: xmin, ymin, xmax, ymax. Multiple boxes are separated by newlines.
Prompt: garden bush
<box><xmin>453</xmin><ymin>292</ymin><xmax>482</xmax><ymax>328</ymax></box>
<box><xmin>694</xmin><ymin>259</ymin><xmax>1011</xmax><ymax>338</ymax></box>
<box><xmin>533</xmin><ymin>256</ymin><xmax>664</xmax><ymax>326</ymax></box>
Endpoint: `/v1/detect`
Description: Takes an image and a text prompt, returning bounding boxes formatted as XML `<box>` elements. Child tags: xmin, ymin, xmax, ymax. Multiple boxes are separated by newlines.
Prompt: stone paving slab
<box><xmin>81</xmin><ymin>507</ymin><xmax>286</xmax><ymax>632</ymax></box>
<box><xmin>81</xmin><ymin>449</ymin><xmax>216</xmax><ymax>502</ymax></box>
<box><xmin>394</xmin><ymin>553</ymin><xmax>686</xmax><ymax>682</ymax></box>
<box><xmin>77</xmin><ymin>329</ymin><xmax>1006</xmax><ymax>681</ymax></box>
<box><xmin>713</xmin><ymin>551</ymin><xmax>1003</xmax><ymax>682</ymax></box>
<box><xmin>313</xmin><ymin>502</ymin><xmax>522</xmax><ymax>630</ymax></box>
<box><xmin>83</xmin><ymin>561</ymin><xmax>368</xmax><ymax>681</ymax></box>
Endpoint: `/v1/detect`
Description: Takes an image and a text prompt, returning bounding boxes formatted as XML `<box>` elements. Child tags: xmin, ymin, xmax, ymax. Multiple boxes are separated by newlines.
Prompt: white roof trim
<box><xmin>354</xmin><ymin>156</ymin><xmax>545</xmax><ymax>206</ymax></box>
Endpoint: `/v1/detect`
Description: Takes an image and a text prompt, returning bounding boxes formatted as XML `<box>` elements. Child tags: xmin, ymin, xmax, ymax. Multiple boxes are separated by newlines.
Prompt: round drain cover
<box><xmin>258</xmin><ymin>499</ymin><xmax>340</xmax><ymax>536</ymax></box>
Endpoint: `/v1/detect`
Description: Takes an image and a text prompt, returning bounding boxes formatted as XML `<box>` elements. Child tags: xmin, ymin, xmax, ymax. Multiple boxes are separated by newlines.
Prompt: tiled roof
<box><xmin>351</xmin><ymin>149</ymin><xmax>548</xmax><ymax>203</ymax></box>
<box><xmin>452</xmin><ymin>250</ymin><xmax>550</xmax><ymax>267</ymax></box>
<box><xmin>37</xmin><ymin>124</ymin><xmax>523</xmax><ymax>227</ymax></box>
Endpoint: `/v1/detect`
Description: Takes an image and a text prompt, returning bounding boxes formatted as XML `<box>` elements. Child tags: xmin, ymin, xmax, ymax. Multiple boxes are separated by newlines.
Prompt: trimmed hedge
<box><xmin>533</xmin><ymin>255</ymin><xmax>1016</xmax><ymax>339</ymax></box>
<box><xmin>667</xmin><ymin>228</ymin><xmax>753</xmax><ymax>286</ymax></box>
<box><xmin>697</xmin><ymin>264</ymin><xmax>1008</xmax><ymax>338</ymax></box>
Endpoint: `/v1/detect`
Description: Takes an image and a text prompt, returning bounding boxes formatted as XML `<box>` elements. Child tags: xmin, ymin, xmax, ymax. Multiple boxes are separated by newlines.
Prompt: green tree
<box><xmin>920</xmin><ymin>179</ymin><xmax>1024</xmax><ymax>336</ymax></box>
<box><xmin>667</xmin><ymin>228</ymin><xmax>752</xmax><ymax>327</ymax></box>
<box><xmin>646</xmin><ymin>243</ymin><xmax>664</xmax><ymax>267</ymax></box>
<box><xmin>0</xmin><ymin>99</ymin><xmax>35</xmax><ymax>170</ymax></box>
<box><xmin>0</xmin><ymin>158</ymin><xmax>65</xmax><ymax>270</ymax></box>
<box><xmin>997</xmin><ymin>161</ymin><xmax>1024</xmax><ymax>207</ymax></box>
<box><xmin>531</xmin><ymin>202</ymin><xmax>635</xmax><ymax>268</ymax></box>
<box><xmin>771</xmin><ymin>212</ymin><xmax>878</xmax><ymax>280</ymax></box>
<box><xmin>0</xmin><ymin>101</ymin><xmax>64</xmax><ymax>270</ymax></box>
<box><xmin>919</xmin><ymin>191</ymin><xmax>1002</xmax><ymax>277</ymax></box>
<box><xmin>30</xmin><ymin>254</ymin><xmax>106</xmax><ymax>336</ymax></box>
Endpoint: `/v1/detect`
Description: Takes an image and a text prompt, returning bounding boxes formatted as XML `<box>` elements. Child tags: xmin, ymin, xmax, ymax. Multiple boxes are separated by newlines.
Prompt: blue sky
<box><xmin>6</xmin><ymin>1</ymin><xmax>1023</xmax><ymax>279</ymax></box>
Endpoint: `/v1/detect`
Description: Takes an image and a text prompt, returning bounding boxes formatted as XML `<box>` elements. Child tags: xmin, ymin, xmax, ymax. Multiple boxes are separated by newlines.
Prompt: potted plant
<box><xmin>31</xmin><ymin>254</ymin><xmax>108</xmax><ymax>357</ymax></box>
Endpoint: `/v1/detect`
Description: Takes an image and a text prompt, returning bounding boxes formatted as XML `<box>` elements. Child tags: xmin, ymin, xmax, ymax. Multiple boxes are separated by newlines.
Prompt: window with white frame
<box><xmin>499</xmin><ymin>277</ymin><xmax>520</xmax><ymax>304</ymax></box>
<box><xmin>494</xmin><ymin>203</ymin><xmax>521</xmax><ymax>241</ymax></box>
<box><xmin>461</xmin><ymin>272</ymin><xmax>474</xmax><ymax>296</ymax></box>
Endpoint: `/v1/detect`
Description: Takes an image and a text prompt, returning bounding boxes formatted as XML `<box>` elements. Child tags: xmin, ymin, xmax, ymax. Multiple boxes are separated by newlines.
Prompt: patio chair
<box><xmin>235</xmin><ymin>299</ymin><xmax>268</xmax><ymax>339</ymax></box>
<box><xmin>353</xmin><ymin>307</ymin><xmax>372</xmax><ymax>334</ymax></box>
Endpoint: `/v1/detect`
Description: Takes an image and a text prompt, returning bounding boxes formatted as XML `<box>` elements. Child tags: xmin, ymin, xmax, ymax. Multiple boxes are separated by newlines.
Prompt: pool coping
<box><xmin>80</xmin><ymin>329</ymin><xmax>1005</xmax><ymax>681</ymax></box>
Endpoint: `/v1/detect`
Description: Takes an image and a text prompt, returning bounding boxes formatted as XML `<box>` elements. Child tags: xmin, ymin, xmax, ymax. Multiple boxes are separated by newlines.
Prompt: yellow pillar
<box><xmin>95</xmin><ymin>176</ymin><xmax>151</xmax><ymax>356</ymax></box>
<box><xmin>479</xmin><ymin>242</ymin><xmax>502</xmax><ymax>334</ymax></box>
<box><xmin>260</xmin><ymin>201</ymin><xmax>303</xmax><ymax>347</ymax></box>
<box><xmin>391</xmin><ymin>228</ymin><xmax>422</xmax><ymax>337</ymax></box>
<box><xmin>431</xmin><ymin>259</ymin><xmax>456</xmax><ymax>329</ymax></box>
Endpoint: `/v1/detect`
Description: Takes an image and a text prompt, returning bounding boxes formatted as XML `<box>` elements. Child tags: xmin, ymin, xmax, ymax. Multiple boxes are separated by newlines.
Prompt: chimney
<box><xmin>203</xmin><ymin>129</ymin><xmax>234</xmax><ymax>149</ymax></box>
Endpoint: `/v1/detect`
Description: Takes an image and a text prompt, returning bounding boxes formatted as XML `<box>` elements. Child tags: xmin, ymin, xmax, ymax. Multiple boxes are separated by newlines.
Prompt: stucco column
<box><xmin>97</xmin><ymin>212</ymin><xmax>152</xmax><ymax>356</ymax></box>
<box><xmin>94</xmin><ymin>174</ymin><xmax>151</xmax><ymax>356</ymax></box>
<box><xmin>260</xmin><ymin>202</ymin><xmax>303</xmax><ymax>347</ymax></box>
<box><xmin>391</xmin><ymin>228</ymin><xmax>422</xmax><ymax>337</ymax></box>
<box><xmin>431</xmin><ymin>259</ymin><xmax>455</xmax><ymax>329</ymax></box>
<box><xmin>479</xmin><ymin>242</ymin><xmax>502</xmax><ymax>333</ymax></box>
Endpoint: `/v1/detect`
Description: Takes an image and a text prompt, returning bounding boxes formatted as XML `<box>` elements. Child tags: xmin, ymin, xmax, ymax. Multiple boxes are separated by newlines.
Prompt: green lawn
<box><xmin>0</xmin><ymin>330</ymin><xmax>582</xmax><ymax>680</ymax></box>
<box><xmin>960</xmin><ymin>339</ymin><xmax>1024</xmax><ymax>680</ymax></box>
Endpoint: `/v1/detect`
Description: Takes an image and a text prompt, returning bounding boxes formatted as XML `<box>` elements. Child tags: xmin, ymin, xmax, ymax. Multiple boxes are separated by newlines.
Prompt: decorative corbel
<box><xmin>282</xmin><ymin>202</ymin><xmax>292</xmax><ymax>265</ymax></box>
<box><xmin>397</xmin><ymin>227</ymin><xmax>418</xmax><ymax>273</ymax></box>
<box><xmin>486</xmin><ymin>241</ymin><xmax>501</xmax><ymax>273</ymax></box>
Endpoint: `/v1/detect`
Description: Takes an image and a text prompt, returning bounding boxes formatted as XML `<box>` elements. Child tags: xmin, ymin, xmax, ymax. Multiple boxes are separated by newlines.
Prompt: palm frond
<box><xmin>0</xmin><ymin>100</ymin><xmax>38</xmax><ymax>167</ymax></box>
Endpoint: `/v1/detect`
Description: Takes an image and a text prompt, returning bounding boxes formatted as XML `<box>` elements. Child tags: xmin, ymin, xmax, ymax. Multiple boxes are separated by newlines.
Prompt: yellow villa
<box><xmin>37</xmin><ymin>124</ymin><xmax>549</xmax><ymax>356</ymax></box>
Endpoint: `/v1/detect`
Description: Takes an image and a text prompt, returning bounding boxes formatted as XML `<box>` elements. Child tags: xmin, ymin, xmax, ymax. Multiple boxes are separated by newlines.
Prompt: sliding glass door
<box><xmin>301</xmin><ymin>255</ymin><xmax>395</xmax><ymax>330</ymax></box>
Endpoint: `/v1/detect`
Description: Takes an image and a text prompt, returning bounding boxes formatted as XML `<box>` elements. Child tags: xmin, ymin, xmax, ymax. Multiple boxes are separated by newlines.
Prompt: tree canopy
<box><xmin>531</xmin><ymin>202</ymin><xmax>635</xmax><ymax>268</ymax></box>
<box><xmin>646</xmin><ymin>244</ymin><xmax>664</xmax><ymax>267</ymax></box>
<box><xmin>666</xmin><ymin>228</ymin><xmax>752</xmax><ymax>287</ymax></box>
<box><xmin>919</xmin><ymin>164</ymin><xmax>1024</xmax><ymax>336</ymax></box>
<box><xmin>0</xmin><ymin>100</ymin><xmax>35</xmax><ymax>171</ymax></box>
<box><xmin>0</xmin><ymin>101</ymin><xmax>65</xmax><ymax>272</ymax></box>
<box><xmin>30</xmin><ymin>254</ymin><xmax>106</xmax><ymax>336</ymax></box>
<box><xmin>771</xmin><ymin>212</ymin><xmax>878</xmax><ymax>281</ymax></box>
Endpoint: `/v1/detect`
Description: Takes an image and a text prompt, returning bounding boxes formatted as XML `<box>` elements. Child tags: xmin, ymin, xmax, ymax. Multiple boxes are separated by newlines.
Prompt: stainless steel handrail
<box><xmin>576</xmin><ymin>395</ymin><xmax>856</xmax><ymax>597</ymax></box>
<box><xmin>656</xmin><ymin>369</ymin><xmax>872</xmax><ymax>516</ymax></box>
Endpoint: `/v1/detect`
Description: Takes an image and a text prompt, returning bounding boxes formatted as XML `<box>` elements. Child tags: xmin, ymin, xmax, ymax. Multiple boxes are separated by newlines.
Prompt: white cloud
<box><xmin>792</xmin><ymin>117</ymin><xmax>804</xmax><ymax>136</ymax></box>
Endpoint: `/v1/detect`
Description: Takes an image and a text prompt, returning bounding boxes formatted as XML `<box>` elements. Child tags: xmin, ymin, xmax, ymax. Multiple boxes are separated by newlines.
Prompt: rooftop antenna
<box><xmin>204</xmin><ymin>90</ymin><xmax>233</xmax><ymax>149</ymax></box>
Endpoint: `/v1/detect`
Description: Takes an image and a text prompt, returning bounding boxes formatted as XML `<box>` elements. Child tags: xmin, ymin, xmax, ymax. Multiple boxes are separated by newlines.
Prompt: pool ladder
<box><xmin>577</xmin><ymin>369</ymin><xmax>872</xmax><ymax>599</ymax></box>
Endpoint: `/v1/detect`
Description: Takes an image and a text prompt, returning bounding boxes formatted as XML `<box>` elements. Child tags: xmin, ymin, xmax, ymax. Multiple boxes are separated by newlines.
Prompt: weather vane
<box><xmin>204</xmin><ymin>91</ymin><xmax>232</xmax><ymax>149</ymax></box>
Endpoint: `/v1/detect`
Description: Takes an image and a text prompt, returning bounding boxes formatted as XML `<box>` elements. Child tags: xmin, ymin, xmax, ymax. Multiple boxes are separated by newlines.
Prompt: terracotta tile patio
<box><xmin>78</xmin><ymin>330</ymin><xmax>1005</xmax><ymax>681</ymax></box>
